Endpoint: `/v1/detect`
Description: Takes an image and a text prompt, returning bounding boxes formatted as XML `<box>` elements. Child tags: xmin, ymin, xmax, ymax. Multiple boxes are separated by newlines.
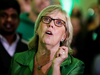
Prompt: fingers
<box><xmin>52</xmin><ymin>46</ymin><xmax>69</xmax><ymax>66</ymax></box>
<box><xmin>56</xmin><ymin>46</ymin><xmax>68</xmax><ymax>59</ymax></box>
<box><xmin>61</xmin><ymin>46</ymin><xmax>68</xmax><ymax>53</ymax></box>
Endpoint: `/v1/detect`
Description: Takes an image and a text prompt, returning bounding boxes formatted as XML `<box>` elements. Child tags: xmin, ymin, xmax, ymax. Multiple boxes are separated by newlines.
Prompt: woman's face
<box><xmin>37</xmin><ymin>12</ymin><xmax>67</xmax><ymax>46</ymax></box>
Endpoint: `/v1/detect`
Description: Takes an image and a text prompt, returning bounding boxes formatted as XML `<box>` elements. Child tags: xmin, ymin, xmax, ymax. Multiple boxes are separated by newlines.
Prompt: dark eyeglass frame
<box><xmin>41</xmin><ymin>16</ymin><xmax>66</xmax><ymax>27</ymax></box>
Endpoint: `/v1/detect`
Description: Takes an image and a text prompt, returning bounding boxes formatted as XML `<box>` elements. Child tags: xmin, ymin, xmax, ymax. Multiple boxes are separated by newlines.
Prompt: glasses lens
<box><xmin>42</xmin><ymin>16</ymin><xmax>51</xmax><ymax>24</ymax></box>
<box><xmin>41</xmin><ymin>16</ymin><xmax>66</xmax><ymax>27</ymax></box>
<box><xmin>55</xmin><ymin>19</ymin><xmax>66</xmax><ymax>27</ymax></box>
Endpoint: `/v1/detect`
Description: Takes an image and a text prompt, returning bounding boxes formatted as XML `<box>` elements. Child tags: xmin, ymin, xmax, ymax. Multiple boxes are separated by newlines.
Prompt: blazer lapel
<box><xmin>15</xmin><ymin>50</ymin><xmax>36</xmax><ymax>73</ymax></box>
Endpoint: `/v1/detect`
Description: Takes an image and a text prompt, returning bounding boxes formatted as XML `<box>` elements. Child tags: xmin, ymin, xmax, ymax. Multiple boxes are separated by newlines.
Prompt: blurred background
<box><xmin>0</xmin><ymin>0</ymin><xmax>99</xmax><ymax>75</ymax></box>
<box><xmin>60</xmin><ymin>0</ymin><xmax>99</xmax><ymax>20</ymax></box>
<box><xmin>18</xmin><ymin>0</ymin><xmax>99</xmax><ymax>18</ymax></box>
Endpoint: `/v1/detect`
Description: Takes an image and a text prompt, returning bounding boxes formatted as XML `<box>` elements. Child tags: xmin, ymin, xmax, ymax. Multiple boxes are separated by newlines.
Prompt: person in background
<box><xmin>0</xmin><ymin>0</ymin><xmax>28</xmax><ymax>75</ymax></box>
<box><xmin>8</xmin><ymin>5</ymin><xmax>85</xmax><ymax>75</ymax></box>
<box><xmin>70</xmin><ymin>12</ymin><xmax>81</xmax><ymax>56</ymax></box>
<box><xmin>90</xmin><ymin>0</ymin><xmax>100</xmax><ymax>75</ymax></box>
<box><xmin>92</xmin><ymin>54</ymin><xmax>100</xmax><ymax>75</ymax></box>
<box><xmin>17</xmin><ymin>0</ymin><xmax>31</xmax><ymax>13</ymax></box>
<box><xmin>70</xmin><ymin>7</ymin><xmax>86</xmax><ymax>60</ymax></box>
<box><xmin>51</xmin><ymin>0</ymin><xmax>61</xmax><ymax>5</ymax></box>
<box><xmin>81</xmin><ymin>1</ymin><xmax>100</xmax><ymax>75</ymax></box>
<box><xmin>85</xmin><ymin>4</ymin><xmax>100</xmax><ymax>32</ymax></box>
<box><xmin>16</xmin><ymin>0</ymin><xmax>51</xmax><ymax>43</ymax></box>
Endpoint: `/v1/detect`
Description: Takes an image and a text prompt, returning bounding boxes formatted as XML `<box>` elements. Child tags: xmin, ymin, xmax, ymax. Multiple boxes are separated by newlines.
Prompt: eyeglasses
<box><xmin>41</xmin><ymin>16</ymin><xmax>66</xmax><ymax>27</ymax></box>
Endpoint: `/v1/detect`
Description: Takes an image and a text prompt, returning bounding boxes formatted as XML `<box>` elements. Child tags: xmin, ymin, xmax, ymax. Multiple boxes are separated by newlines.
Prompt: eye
<box><xmin>42</xmin><ymin>16</ymin><xmax>51</xmax><ymax>24</ymax></box>
<box><xmin>11</xmin><ymin>14</ymin><xmax>18</xmax><ymax>20</ymax></box>
<box><xmin>44</xmin><ymin>17</ymin><xmax>50</xmax><ymax>22</ymax></box>
<box><xmin>0</xmin><ymin>13</ymin><xmax>8</xmax><ymax>19</ymax></box>
<box><xmin>57</xmin><ymin>21</ymin><xmax>62</xmax><ymax>24</ymax></box>
<box><xmin>55</xmin><ymin>20</ymin><xmax>62</xmax><ymax>26</ymax></box>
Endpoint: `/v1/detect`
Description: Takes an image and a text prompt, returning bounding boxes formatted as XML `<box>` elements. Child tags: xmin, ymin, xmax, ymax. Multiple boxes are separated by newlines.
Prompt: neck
<box><xmin>35</xmin><ymin>42</ymin><xmax>60</xmax><ymax>72</ymax></box>
<box><xmin>28</xmin><ymin>11</ymin><xmax>38</xmax><ymax>22</ymax></box>
<box><xmin>37</xmin><ymin>41</ymin><xmax>60</xmax><ymax>60</ymax></box>
<box><xmin>1</xmin><ymin>33</ymin><xmax>16</xmax><ymax>45</ymax></box>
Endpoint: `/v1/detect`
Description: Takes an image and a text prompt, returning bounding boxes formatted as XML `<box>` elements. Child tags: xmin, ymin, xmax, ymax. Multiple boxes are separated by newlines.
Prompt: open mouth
<box><xmin>45</xmin><ymin>30</ymin><xmax>53</xmax><ymax>35</ymax></box>
<box><xmin>4</xmin><ymin>23</ymin><xmax>13</xmax><ymax>29</ymax></box>
<box><xmin>6</xmin><ymin>24</ymin><xmax>11</xmax><ymax>28</ymax></box>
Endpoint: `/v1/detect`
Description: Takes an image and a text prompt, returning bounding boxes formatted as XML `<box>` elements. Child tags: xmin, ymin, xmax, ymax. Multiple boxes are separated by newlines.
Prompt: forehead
<box><xmin>0</xmin><ymin>8</ymin><xmax>18</xmax><ymax>14</ymax></box>
<box><xmin>46</xmin><ymin>12</ymin><xmax>66</xmax><ymax>21</ymax></box>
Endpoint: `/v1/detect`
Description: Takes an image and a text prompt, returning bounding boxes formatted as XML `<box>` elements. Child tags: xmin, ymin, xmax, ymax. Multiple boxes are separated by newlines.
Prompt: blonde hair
<box><xmin>28</xmin><ymin>5</ymin><xmax>73</xmax><ymax>55</ymax></box>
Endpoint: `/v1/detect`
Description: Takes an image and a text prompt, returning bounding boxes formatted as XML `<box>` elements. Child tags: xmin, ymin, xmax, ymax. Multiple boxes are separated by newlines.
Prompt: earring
<box><xmin>61</xmin><ymin>39</ymin><xmax>64</xmax><ymax>43</ymax></box>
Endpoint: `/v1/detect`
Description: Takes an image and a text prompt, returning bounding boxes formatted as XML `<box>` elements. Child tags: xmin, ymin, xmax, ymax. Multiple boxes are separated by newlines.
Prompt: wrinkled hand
<box><xmin>52</xmin><ymin>46</ymin><xmax>68</xmax><ymax>67</ymax></box>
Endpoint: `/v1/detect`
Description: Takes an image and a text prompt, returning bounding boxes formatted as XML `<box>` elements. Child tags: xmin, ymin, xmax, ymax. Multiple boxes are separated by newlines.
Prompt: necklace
<box><xmin>36</xmin><ymin>54</ymin><xmax>53</xmax><ymax>70</ymax></box>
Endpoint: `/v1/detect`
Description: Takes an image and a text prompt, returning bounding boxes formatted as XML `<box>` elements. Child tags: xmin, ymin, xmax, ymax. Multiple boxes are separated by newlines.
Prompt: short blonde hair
<box><xmin>28</xmin><ymin>5</ymin><xmax>73</xmax><ymax>55</ymax></box>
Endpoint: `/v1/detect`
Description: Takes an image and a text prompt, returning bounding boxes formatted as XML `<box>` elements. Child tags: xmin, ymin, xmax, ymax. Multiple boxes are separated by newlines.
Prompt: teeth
<box><xmin>6</xmin><ymin>24</ymin><xmax>11</xmax><ymax>28</ymax></box>
<box><xmin>46</xmin><ymin>31</ymin><xmax>52</xmax><ymax>35</ymax></box>
<box><xmin>47</xmin><ymin>32</ymin><xmax>51</xmax><ymax>34</ymax></box>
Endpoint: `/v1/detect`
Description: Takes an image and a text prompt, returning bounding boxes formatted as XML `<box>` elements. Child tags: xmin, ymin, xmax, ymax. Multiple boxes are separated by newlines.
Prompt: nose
<box><xmin>48</xmin><ymin>20</ymin><xmax>54</xmax><ymax>28</ymax></box>
<box><xmin>7</xmin><ymin>17</ymin><xmax>12</xmax><ymax>22</ymax></box>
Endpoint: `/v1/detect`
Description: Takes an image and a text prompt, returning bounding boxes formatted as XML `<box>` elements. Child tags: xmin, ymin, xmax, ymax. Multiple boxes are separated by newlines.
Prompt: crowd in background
<box><xmin>0</xmin><ymin>0</ymin><xmax>100</xmax><ymax>75</ymax></box>
<box><xmin>70</xmin><ymin>1</ymin><xmax>100</xmax><ymax>75</ymax></box>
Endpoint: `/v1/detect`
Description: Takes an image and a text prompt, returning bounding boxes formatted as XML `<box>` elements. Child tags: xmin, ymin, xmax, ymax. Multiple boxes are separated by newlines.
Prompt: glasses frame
<box><xmin>41</xmin><ymin>16</ymin><xmax>66</xmax><ymax>27</ymax></box>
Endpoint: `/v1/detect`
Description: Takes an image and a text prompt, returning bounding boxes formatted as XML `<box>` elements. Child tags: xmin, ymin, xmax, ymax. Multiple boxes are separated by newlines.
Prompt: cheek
<box><xmin>39</xmin><ymin>24</ymin><xmax>44</xmax><ymax>31</ymax></box>
<box><xmin>0</xmin><ymin>18</ymin><xmax>4</xmax><ymax>24</ymax></box>
<box><xmin>38</xmin><ymin>24</ymin><xmax>46</xmax><ymax>35</ymax></box>
<box><xmin>0</xmin><ymin>19</ymin><xmax>5</xmax><ymax>29</ymax></box>
<box><xmin>55</xmin><ymin>28</ymin><xmax>65</xmax><ymax>38</ymax></box>
<box><xmin>14</xmin><ymin>20</ymin><xmax>19</xmax><ymax>28</ymax></box>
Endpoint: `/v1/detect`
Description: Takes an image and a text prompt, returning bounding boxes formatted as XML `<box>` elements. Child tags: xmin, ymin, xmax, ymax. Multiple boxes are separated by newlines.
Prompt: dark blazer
<box><xmin>0</xmin><ymin>39</ymin><xmax>28</xmax><ymax>75</ymax></box>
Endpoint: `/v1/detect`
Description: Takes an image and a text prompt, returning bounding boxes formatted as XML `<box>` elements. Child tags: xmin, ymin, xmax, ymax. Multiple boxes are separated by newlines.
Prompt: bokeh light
<box><xmin>60</xmin><ymin>0</ymin><xmax>74</xmax><ymax>16</ymax></box>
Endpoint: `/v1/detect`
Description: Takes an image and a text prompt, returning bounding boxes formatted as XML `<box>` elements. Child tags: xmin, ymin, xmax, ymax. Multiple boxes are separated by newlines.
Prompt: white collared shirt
<box><xmin>0</xmin><ymin>33</ymin><xmax>20</xmax><ymax>57</ymax></box>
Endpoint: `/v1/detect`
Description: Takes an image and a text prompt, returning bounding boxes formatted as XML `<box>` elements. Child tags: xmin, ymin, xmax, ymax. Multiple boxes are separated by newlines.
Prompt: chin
<box><xmin>44</xmin><ymin>41</ymin><xmax>50</xmax><ymax>44</ymax></box>
<box><xmin>1</xmin><ymin>30</ymin><xmax>14</xmax><ymax>35</ymax></box>
<box><xmin>43</xmin><ymin>39</ymin><xmax>51</xmax><ymax>45</ymax></box>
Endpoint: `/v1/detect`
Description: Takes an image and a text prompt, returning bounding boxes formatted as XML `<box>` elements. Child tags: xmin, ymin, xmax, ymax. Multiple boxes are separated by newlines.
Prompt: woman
<box><xmin>8</xmin><ymin>5</ymin><xmax>85</xmax><ymax>75</ymax></box>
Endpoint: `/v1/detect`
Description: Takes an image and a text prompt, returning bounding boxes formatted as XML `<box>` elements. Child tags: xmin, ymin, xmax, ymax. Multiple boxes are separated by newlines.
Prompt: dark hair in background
<box><xmin>98</xmin><ymin>0</ymin><xmax>100</xmax><ymax>4</ymax></box>
<box><xmin>98</xmin><ymin>0</ymin><xmax>100</xmax><ymax>13</ymax></box>
<box><xmin>70</xmin><ymin>8</ymin><xmax>83</xmax><ymax>28</ymax></box>
<box><xmin>71</xmin><ymin>8</ymin><xmax>82</xmax><ymax>19</ymax></box>
<box><xmin>86</xmin><ymin>13</ymin><xmax>96</xmax><ymax>25</ymax></box>
<box><xmin>0</xmin><ymin>0</ymin><xmax>20</xmax><ymax>15</ymax></box>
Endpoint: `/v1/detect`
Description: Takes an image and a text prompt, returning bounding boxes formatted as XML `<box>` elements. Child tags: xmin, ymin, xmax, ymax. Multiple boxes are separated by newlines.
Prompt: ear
<box><xmin>61</xmin><ymin>32</ymin><xmax>66</xmax><ymax>41</ymax></box>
